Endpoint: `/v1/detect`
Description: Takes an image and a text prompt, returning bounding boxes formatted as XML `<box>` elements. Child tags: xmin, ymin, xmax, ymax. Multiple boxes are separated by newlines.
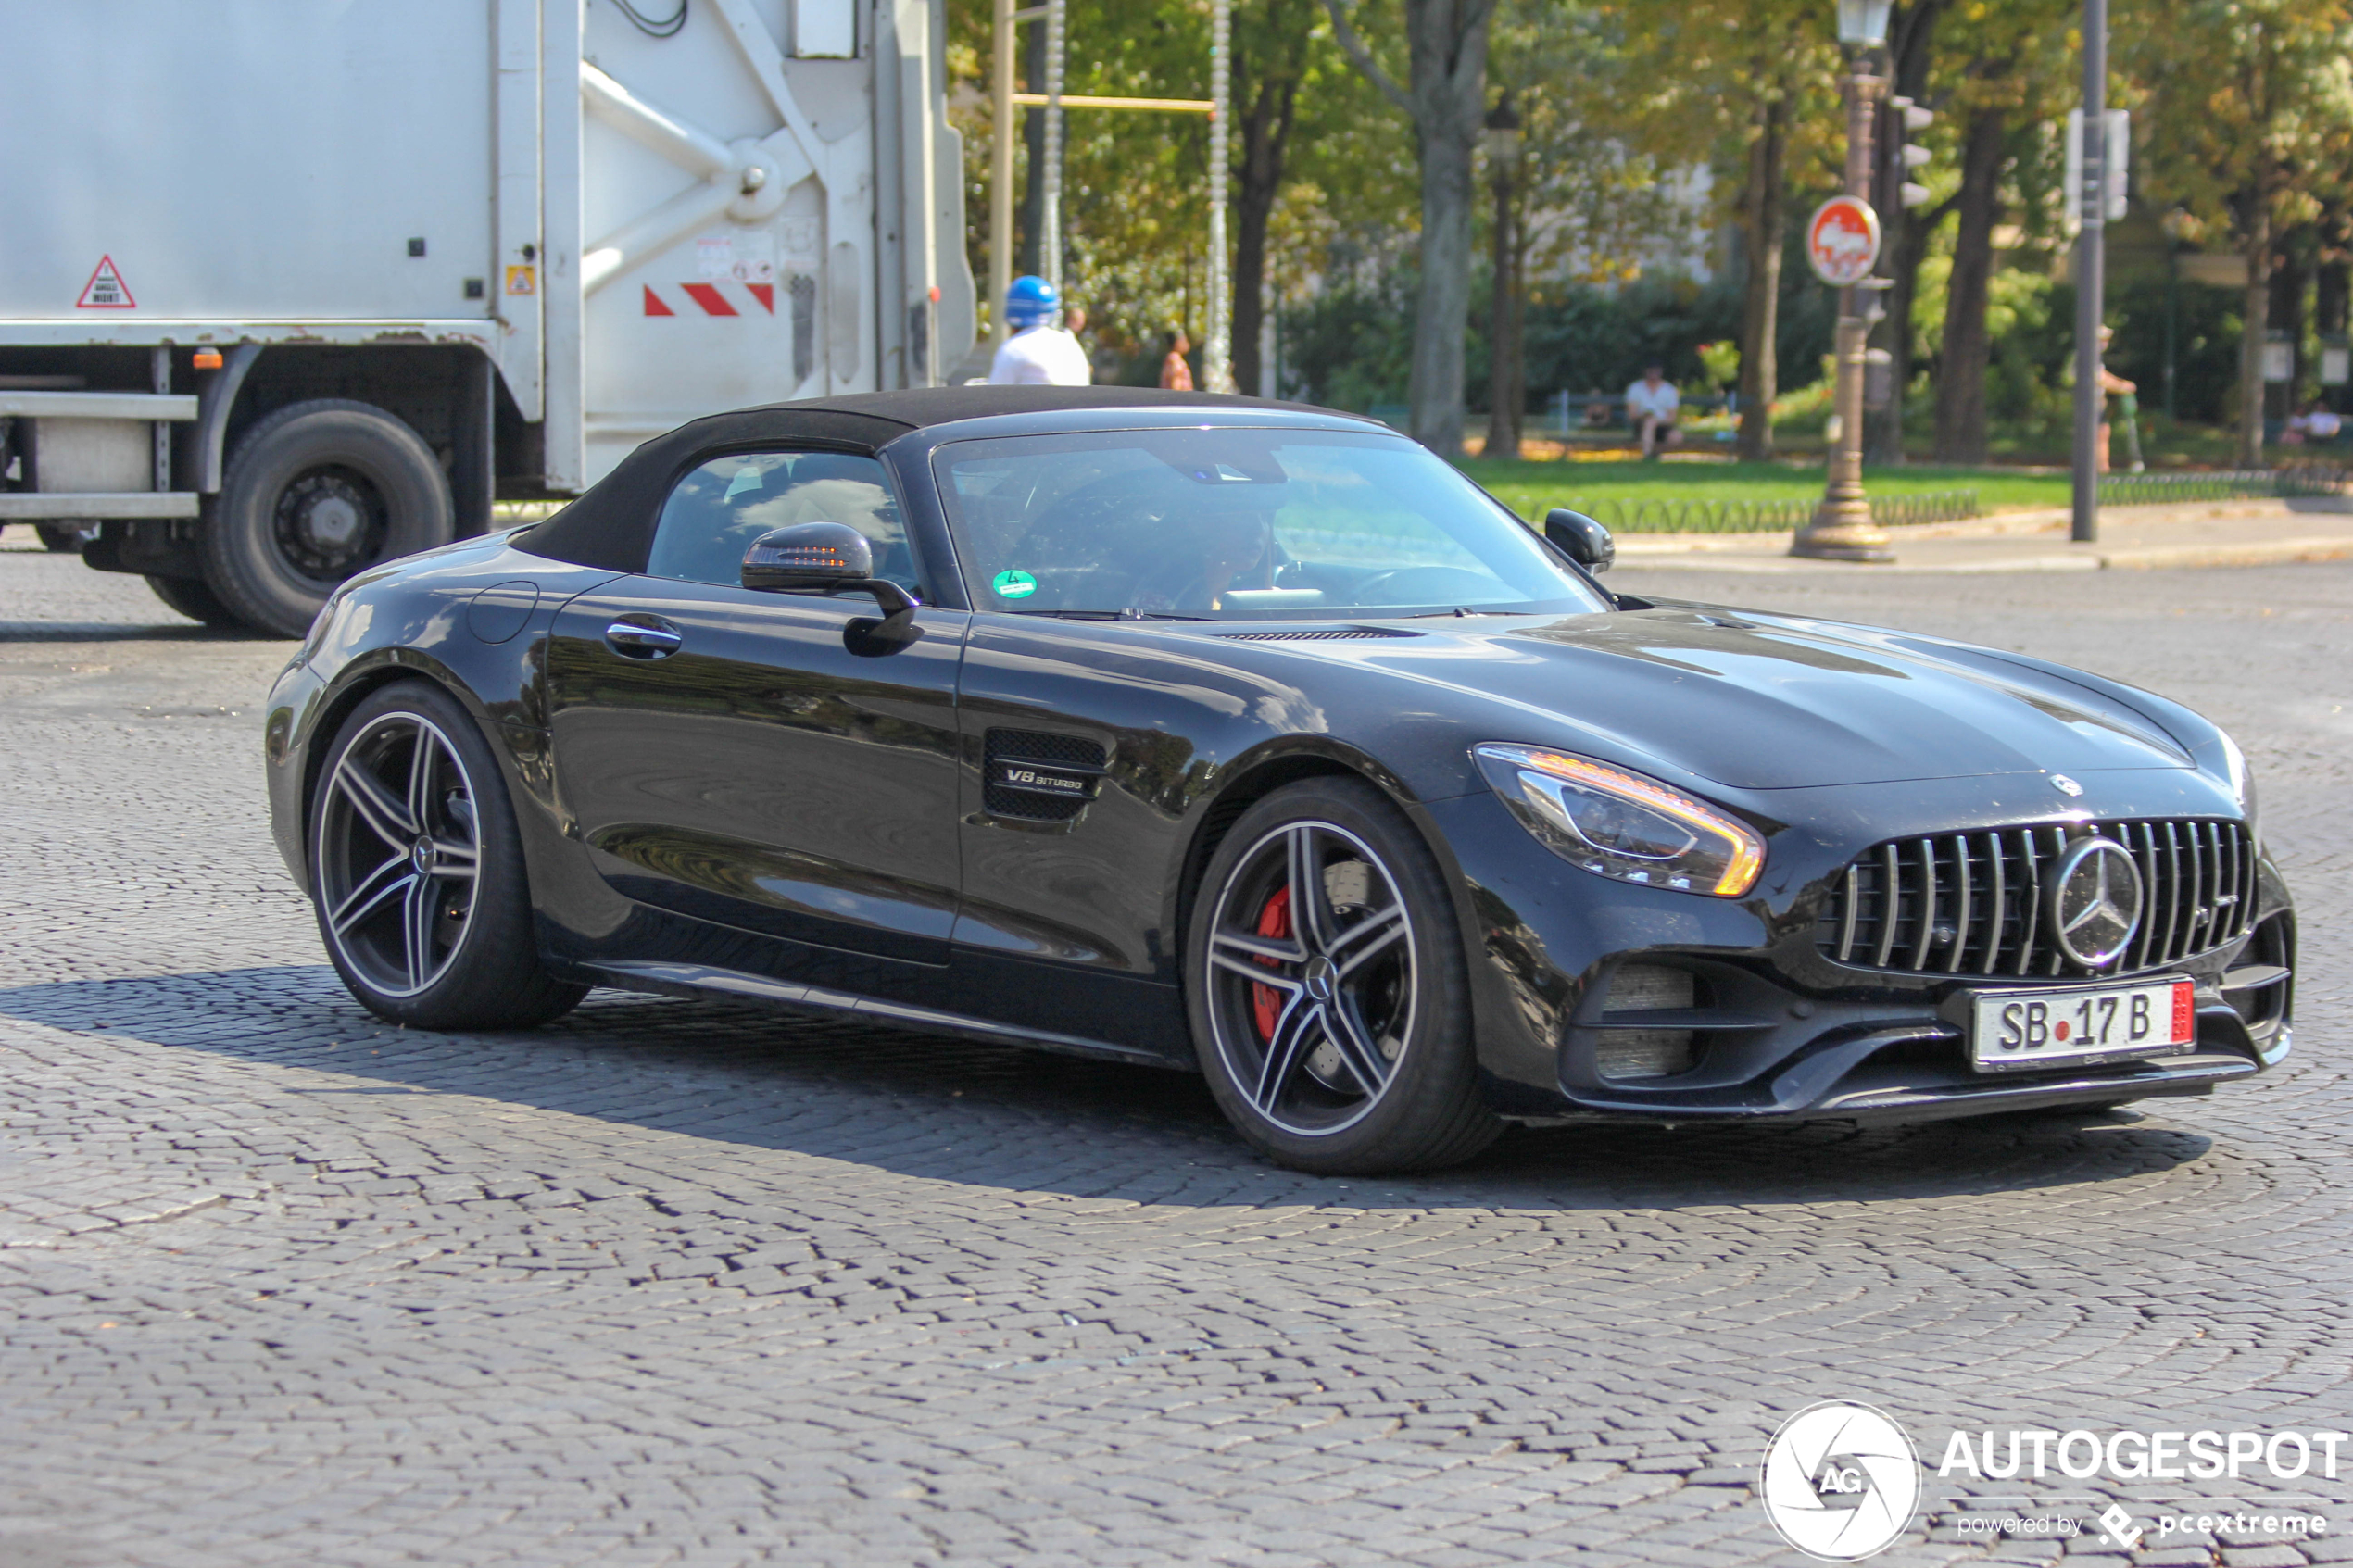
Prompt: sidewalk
<box><xmin>1611</xmin><ymin>496</ymin><xmax>2353</xmax><ymax>573</ymax></box>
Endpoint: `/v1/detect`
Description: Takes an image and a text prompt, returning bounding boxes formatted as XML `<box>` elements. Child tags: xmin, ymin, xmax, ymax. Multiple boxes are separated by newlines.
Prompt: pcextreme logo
<box><xmin>1758</xmin><ymin>1401</ymin><xmax>1922</xmax><ymax>1562</ymax></box>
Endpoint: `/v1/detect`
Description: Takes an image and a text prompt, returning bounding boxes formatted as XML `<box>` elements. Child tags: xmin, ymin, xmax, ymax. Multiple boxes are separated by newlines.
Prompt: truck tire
<box><xmin>36</xmin><ymin>523</ymin><xmax>95</xmax><ymax>553</ymax></box>
<box><xmin>204</xmin><ymin>399</ymin><xmax>453</xmax><ymax>638</ymax></box>
<box><xmin>145</xmin><ymin>574</ymin><xmax>244</xmax><ymax>628</ymax></box>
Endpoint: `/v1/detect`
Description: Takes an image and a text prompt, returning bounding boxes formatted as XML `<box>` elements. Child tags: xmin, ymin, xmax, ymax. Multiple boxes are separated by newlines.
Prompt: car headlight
<box><xmin>1473</xmin><ymin>743</ymin><xmax>1766</xmax><ymax>897</ymax></box>
<box><xmin>2217</xmin><ymin>726</ymin><xmax>2260</xmax><ymax>839</ymax></box>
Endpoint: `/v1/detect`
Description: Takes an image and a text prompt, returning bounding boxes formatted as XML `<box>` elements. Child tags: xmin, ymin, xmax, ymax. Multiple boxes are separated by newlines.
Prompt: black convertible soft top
<box><xmin>518</xmin><ymin>386</ymin><xmax>1315</xmax><ymax>574</ymax></box>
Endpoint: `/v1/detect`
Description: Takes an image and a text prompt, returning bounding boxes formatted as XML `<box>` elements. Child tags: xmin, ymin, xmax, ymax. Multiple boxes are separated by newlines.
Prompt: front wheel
<box><xmin>310</xmin><ymin>680</ymin><xmax>585</xmax><ymax>1030</ymax></box>
<box><xmin>1185</xmin><ymin>777</ymin><xmax>1500</xmax><ymax>1174</ymax></box>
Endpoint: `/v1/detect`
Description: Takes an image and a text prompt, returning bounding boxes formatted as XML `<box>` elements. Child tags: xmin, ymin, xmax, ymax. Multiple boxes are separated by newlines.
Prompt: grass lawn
<box><xmin>1458</xmin><ymin>457</ymin><xmax>2074</xmax><ymax>523</ymax></box>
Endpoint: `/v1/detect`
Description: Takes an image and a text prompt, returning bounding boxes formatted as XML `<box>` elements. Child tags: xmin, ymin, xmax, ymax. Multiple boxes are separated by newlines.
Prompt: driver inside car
<box><xmin>1132</xmin><ymin>510</ymin><xmax>1277</xmax><ymax>615</ymax></box>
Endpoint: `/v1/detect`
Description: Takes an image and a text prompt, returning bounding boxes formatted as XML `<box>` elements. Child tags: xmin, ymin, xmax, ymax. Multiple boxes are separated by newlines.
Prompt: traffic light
<box><xmin>2063</xmin><ymin>108</ymin><xmax>2131</xmax><ymax>234</ymax></box>
<box><xmin>1875</xmin><ymin>95</ymin><xmax>1934</xmax><ymax>215</ymax></box>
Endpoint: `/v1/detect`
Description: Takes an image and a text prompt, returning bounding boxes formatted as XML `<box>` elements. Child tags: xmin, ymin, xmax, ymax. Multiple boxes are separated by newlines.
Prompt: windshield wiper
<box><xmin>1399</xmin><ymin>607</ymin><xmax>1541</xmax><ymax>619</ymax></box>
<box><xmin>1004</xmin><ymin>608</ymin><xmax>1209</xmax><ymax>621</ymax></box>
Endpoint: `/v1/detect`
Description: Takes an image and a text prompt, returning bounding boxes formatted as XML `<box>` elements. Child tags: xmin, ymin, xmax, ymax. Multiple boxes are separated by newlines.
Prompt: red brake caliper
<box><xmin>1251</xmin><ymin>885</ymin><xmax>1292</xmax><ymax>1040</ymax></box>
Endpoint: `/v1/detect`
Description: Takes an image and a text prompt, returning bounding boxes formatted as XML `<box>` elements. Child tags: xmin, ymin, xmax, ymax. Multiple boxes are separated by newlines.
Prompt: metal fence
<box><xmin>1558</xmin><ymin>490</ymin><xmax>1981</xmax><ymax>534</ymax></box>
<box><xmin>2095</xmin><ymin>467</ymin><xmax>2349</xmax><ymax>507</ymax></box>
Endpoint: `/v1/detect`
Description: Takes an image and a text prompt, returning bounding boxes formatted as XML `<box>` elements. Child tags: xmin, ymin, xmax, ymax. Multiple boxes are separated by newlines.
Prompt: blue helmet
<box><xmin>1005</xmin><ymin>274</ymin><xmax>1060</xmax><ymax>329</ymax></box>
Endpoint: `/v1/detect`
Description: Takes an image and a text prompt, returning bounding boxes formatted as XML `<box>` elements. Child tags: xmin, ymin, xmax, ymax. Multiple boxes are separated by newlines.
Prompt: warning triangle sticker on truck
<box><xmin>76</xmin><ymin>256</ymin><xmax>136</xmax><ymax>309</ymax></box>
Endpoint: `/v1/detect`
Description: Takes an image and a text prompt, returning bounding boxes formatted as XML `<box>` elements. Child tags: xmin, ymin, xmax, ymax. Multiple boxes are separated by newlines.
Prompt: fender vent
<box><xmin>984</xmin><ymin>729</ymin><xmax>1108</xmax><ymax>822</ymax></box>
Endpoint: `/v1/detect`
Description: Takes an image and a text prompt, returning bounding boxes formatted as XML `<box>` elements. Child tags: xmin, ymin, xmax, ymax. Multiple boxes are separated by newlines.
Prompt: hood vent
<box><xmin>1215</xmin><ymin>626</ymin><xmax>1420</xmax><ymax>642</ymax></box>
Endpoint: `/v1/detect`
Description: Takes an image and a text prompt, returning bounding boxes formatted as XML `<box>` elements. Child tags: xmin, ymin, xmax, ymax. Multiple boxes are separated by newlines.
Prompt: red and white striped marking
<box><xmin>642</xmin><ymin>282</ymin><xmax>776</xmax><ymax>317</ymax></box>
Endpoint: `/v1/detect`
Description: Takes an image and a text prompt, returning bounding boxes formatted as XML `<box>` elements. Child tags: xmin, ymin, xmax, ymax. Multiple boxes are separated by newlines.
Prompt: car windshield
<box><xmin>932</xmin><ymin>427</ymin><xmax>1612</xmax><ymax>620</ymax></box>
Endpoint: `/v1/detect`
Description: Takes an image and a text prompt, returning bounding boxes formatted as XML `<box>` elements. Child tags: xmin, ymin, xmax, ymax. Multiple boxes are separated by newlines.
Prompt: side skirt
<box><xmin>580</xmin><ymin>958</ymin><xmax>1190</xmax><ymax>1071</ymax></box>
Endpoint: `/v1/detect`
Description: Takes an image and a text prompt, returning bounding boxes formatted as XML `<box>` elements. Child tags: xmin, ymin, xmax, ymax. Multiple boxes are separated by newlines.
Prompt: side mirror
<box><xmin>1544</xmin><ymin>508</ymin><xmax>1615</xmax><ymax>574</ymax></box>
<box><xmin>742</xmin><ymin>522</ymin><xmax>918</xmax><ymax>617</ymax></box>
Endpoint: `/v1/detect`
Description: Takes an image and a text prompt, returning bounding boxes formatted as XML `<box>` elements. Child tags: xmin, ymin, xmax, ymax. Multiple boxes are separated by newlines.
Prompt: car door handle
<box><xmin>604</xmin><ymin>618</ymin><xmax>683</xmax><ymax>659</ymax></box>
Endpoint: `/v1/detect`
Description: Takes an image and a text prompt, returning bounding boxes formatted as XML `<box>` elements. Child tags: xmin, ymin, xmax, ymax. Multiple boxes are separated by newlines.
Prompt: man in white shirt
<box><xmin>988</xmin><ymin>274</ymin><xmax>1092</xmax><ymax>386</ymax></box>
<box><xmin>1624</xmin><ymin>364</ymin><xmax>1680</xmax><ymax>458</ymax></box>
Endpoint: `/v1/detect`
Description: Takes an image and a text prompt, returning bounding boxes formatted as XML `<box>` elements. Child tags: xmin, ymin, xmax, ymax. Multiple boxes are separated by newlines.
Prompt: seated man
<box><xmin>1133</xmin><ymin>511</ymin><xmax>1275</xmax><ymax>615</ymax></box>
<box><xmin>1625</xmin><ymin>364</ymin><xmax>1681</xmax><ymax>458</ymax></box>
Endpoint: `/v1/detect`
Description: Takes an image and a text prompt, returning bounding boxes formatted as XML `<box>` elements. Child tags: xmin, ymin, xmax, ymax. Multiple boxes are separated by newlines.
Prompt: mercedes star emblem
<box><xmin>2049</xmin><ymin>837</ymin><xmax>2145</xmax><ymax>968</ymax></box>
<box><xmin>2050</xmin><ymin>774</ymin><xmax>2083</xmax><ymax>797</ymax></box>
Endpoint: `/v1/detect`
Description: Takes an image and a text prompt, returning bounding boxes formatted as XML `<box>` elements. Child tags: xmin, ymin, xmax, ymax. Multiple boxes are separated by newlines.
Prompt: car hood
<box><xmin>1333</xmin><ymin>606</ymin><xmax>2196</xmax><ymax>789</ymax></box>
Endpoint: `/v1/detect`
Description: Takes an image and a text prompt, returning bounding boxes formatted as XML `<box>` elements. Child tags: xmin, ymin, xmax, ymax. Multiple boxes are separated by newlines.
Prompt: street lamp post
<box><xmin>1791</xmin><ymin>0</ymin><xmax>1895</xmax><ymax>562</ymax></box>
<box><xmin>1484</xmin><ymin>94</ymin><xmax>1524</xmax><ymax>462</ymax></box>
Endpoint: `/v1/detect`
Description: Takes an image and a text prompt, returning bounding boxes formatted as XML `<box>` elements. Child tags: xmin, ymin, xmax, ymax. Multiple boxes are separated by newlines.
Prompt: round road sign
<box><xmin>1806</xmin><ymin>196</ymin><xmax>1882</xmax><ymax>287</ymax></box>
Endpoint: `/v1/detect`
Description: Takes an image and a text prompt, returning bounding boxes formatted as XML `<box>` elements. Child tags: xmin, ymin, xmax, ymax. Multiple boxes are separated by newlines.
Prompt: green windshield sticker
<box><xmin>992</xmin><ymin>569</ymin><xmax>1038</xmax><ymax>600</ymax></box>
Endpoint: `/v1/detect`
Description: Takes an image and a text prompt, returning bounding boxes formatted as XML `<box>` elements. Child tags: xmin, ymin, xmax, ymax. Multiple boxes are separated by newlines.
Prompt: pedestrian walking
<box><xmin>1160</xmin><ymin>331</ymin><xmax>1195</xmax><ymax>392</ymax></box>
<box><xmin>988</xmin><ymin>276</ymin><xmax>1091</xmax><ymax>386</ymax></box>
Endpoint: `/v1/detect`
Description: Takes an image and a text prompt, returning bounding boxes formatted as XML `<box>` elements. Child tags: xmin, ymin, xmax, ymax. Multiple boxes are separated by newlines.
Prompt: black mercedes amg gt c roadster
<box><xmin>263</xmin><ymin>387</ymin><xmax>2296</xmax><ymax>1173</ymax></box>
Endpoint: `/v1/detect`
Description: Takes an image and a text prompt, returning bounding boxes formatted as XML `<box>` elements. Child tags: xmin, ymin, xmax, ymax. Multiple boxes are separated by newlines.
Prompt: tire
<box><xmin>145</xmin><ymin>574</ymin><xmax>245</xmax><ymax>628</ymax></box>
<box><xmin>1185</xmin><ymin>776</ymin><xmax>1502</xmax><ymax>1174</ymax></box>
<box><xmin>309</xmin><ymin>680</ymin><xmax>585</xmax><ymax>1031</ymax></box>
<box><xmin>205</xmin><ymin>399</ymin><xmax>453</xmax><ymax>638</ymax></box>
<box><xmin>35</xmin><ymin>523</ymin><xmax>94</xmax><ymax>553</ymax></box>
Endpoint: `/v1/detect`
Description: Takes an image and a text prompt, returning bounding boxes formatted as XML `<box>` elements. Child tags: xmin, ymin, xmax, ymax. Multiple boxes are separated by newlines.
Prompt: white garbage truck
<box><xmin>0</xmin><ymin>0</ymin><xmax>975</xmax><ymax>634</ymax></box>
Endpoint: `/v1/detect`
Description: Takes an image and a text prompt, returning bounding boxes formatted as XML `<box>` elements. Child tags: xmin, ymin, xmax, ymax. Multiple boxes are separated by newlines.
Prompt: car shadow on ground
<box><xmin>0</xmin><ymin>966</ymin><xmax>2215</xmax><ymax>1211</ymax></box>
<box><xmin>0</xmin><ymin>621</ymin><xmax>271</xmax><ymax>643</ymax></box>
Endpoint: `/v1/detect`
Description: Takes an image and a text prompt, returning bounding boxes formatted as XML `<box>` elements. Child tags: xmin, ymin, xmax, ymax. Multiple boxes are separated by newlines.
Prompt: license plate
<box><xmin>1968</xmin><ymin>976</ymin><xmax>2196</xmax><ymax>1073</ymax></box>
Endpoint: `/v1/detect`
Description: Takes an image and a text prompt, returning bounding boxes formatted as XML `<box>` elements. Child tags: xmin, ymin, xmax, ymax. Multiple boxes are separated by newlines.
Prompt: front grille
<box><xmin>1818</xmin><ymin>819</ymin><xmax>2257</xmax><ymax>978</ymax></box>
<box><xmin>983</xmin><ymin>729</ymin><xmax>1107</xmax><ymax>822</ymax></box>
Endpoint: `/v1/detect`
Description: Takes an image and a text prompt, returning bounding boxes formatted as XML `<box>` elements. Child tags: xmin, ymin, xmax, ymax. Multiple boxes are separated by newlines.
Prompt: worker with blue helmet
<box><xmin>988</xmin><ymin>274</ymin><xmax>1091</xmax><ymax>385</ymax></box>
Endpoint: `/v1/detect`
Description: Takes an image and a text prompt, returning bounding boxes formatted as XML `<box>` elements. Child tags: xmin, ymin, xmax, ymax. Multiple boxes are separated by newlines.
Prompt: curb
<box><xmin>1614</xmin><ymin>535</ymin><xmax>2353</xmax><ymax>575</ymax></box>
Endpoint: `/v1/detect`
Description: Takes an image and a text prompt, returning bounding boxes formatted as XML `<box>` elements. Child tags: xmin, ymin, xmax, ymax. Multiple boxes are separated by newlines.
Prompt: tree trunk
<box><xmin>1018</xmin><ymin>19</ymin><xmax>1047</xmax><ymax>279</ymax></box>
<box><xmin>1323</xmin><ymin>0</ymin><xmax>1495</xmax><ymax>458</ymax></box>
<box><xmin>2241</xmin><ymin>197</ymin><xmax>2271</xmax><ymax>467</ymax></box>
<box><xmin>1233</xmin><ymin>71</ymin><xmax>1300</xmax><ymax>399</ymax></box>
<box><xmin>1409</xmin><ymin>121</ymin><xmax>1479</xmax><ymax>456</ymax></box>
<box><xmin>1486</xmin><ymin>161</ymin><xmax>1520</xmax><ymax>459</ymax></box>
<box><xmin>1933</xmin><ymin>106</ymin><xmax>2005</xmax><ymax>464</ymax></box>
<box><xmin>1735</xmin><ymin>97</ymin><xmax>1788</xmax><ymax>462</ymax></box>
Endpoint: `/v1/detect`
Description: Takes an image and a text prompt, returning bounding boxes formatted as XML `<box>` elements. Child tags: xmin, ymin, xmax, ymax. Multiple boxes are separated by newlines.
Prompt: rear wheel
<box><xmin>310</xmin><ymin>680</ymin><xmax>585</xmax><ymax>1030</ymax></box>
<box><xmin>1185</xmin><ymin>777</ymin><xmax>1500</xmax><ymax>1174</ymax></box>
<box><xmin>145</xmin><ymin>574</ymin><xmax>244</xmax><ymax>628</ymax></box>
<box><xmin>205</xmin><ymin>399</ymin><xmax>453</xmax><ymax>638</ymax></box>
<box><xmin>35</xmin><ymin>523</ymin><xmax>95</xmax><ymax>553</ymax></box>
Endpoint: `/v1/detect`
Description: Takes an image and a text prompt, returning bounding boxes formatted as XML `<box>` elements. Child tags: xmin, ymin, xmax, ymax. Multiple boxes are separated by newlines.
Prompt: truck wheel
<box><xmin>145</xmin><ymin>574</ymin><xmax>244</xmax><ymax>628</ymax></box>
<box><xmin>204</xmin><ymin>399</ymin><xmax>453</xmax><ymax>638</ymax></box>
<box><xmin>36</xmin><ymin>523</ymin><xmax>95</xmax><ymax>553</ymax></box>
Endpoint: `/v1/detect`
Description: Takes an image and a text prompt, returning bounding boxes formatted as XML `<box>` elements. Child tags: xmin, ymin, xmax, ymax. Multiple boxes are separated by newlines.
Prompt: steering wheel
<box><xmin>1351</xmin><ymin>565</ymin><xmax>1511</xmax><ymax>608</ymax></box>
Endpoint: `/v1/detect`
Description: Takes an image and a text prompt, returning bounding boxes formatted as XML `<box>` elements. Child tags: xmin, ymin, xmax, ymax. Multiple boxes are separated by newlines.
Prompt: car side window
<box><xmin>646</xmin><ymin>451</ymin><xmax>919</xmax><ymax>594</ymax></box>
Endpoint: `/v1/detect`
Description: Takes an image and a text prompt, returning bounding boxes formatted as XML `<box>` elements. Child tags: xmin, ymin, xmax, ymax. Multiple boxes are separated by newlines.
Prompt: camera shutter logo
<box><xmin>1758</xmin><ymin>1401</ymin><xmax>1920</xmax><ymax>1561</ymax></box>
<box><xmin>2049</xmin><ymin>837</ymin><xmax>2145</xmax><ymax>968</ymax></box>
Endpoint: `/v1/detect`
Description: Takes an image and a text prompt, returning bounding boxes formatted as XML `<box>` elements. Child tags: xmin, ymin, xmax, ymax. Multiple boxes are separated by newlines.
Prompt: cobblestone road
<box><xmin>3</xmin><ymin>537</ymin><xmax>2347</xmax><ymax>1568</ymax></box>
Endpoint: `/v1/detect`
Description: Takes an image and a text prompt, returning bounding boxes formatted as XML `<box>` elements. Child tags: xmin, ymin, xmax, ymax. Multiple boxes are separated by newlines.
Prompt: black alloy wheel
<box><xmin>205</xmin><ymin>399</ymin><xmax>453</xmax><ymax>638</ymax></box>
<box><xmin>1187</xmin><ymin>777</ymin><xmax>1499</xmax><ymax>1173</ymax></box>
<box><xmin>310</xmin><ymin>682</ymin><xmax>585</xmax><ymax>1030</ymax></box>
<box><xmin>272</xmin><ymin>464</ymin><xmax>389</xmax><ymax>583</ymax></box>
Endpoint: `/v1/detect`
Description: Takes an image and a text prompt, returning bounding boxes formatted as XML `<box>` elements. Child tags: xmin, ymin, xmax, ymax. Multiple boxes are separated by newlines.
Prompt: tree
<box><xmin>2134</xmin><ymin>0</ymin><xmax>2353</xmax><ymax>464</ymax></box>
<box><xmin>1595</xmin><ymin>0</ymin><xmax>1839</xmax><ymax>461</ymax></box>
<box><xmin>1863</xmin><ymin>0</ymin><xmax>1946</xmax><ymax>467</ymax></box>
<box><xmin>1232</xmin><ymin>0</ymin><xmax>1322</xmax><ymax>396</ymax></box>
<box><xmin>1907</xmin><ymin>2</ymin><xmax>2052</xmax><ymax>461</ymax></box>
<box><xmin>1324</xmin><ymin>0</ymin><xmax>1500</xmax><ymax>456</ymax></box>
